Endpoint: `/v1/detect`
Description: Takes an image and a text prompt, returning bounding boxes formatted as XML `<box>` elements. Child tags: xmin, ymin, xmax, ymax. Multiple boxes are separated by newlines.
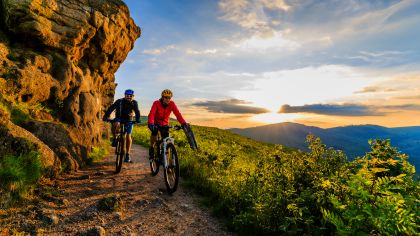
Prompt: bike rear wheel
<box><xmin>164</xmin><ymin>143</ymin><xmax>179</xmax><ymax>194</ymax></box>
<box><xmin>149</xmin><ymin>143</ymin><xmax>160</xmax><ymax>176</ymax></box>
<box><xmin>115</xmin><ymin>136</ymin><xmax>124</xmax><ymax>174</ymax></box>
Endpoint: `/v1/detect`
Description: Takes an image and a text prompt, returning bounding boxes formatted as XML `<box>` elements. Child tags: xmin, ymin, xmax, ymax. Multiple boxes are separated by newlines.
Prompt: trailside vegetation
<box><xmin>0</xmin><ymin>151</ymin><xmax>42</xmax><ymax>206</ymax></box>
<box><xmin>132</xmin><ymin>125</ymin><xmax>419</xmax><ymax>235</ymax></box>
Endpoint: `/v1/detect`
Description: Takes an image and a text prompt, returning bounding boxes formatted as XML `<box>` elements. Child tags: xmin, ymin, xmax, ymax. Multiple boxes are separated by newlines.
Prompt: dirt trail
<box><xmin>2</xmin><ymin>144</ymin><xmax>232</xmax><ymax>235</ymax></box>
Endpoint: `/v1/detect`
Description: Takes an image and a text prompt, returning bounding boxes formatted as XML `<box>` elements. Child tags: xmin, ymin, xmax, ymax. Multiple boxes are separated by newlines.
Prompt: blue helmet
<box><xmin>124</xmin><ymin>89</ymin><xmax>134</xmax><ymax>95</ymax></box>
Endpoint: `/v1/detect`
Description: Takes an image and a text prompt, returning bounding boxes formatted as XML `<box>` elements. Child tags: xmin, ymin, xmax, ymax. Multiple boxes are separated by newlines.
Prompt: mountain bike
<box><xmin>107</xmin><ymin>119</ymin><xmax>133</xmax><ymax>174</ymax></box>
<box><xmin>149</xmin><ymin>125</ymin><xmax>181</xmax><ymax>194</ymax></box>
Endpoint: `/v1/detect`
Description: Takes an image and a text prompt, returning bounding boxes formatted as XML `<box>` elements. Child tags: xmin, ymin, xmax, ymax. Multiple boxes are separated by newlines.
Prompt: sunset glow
<box><xmin>252</xmin><ymin>113</ymin><xmax>302</xmax><ymax>124</ymax></box>
<box><xmin>116</xmin><ymin>0</ymin><xmax>420</xmax><ymax>128</ymax></box>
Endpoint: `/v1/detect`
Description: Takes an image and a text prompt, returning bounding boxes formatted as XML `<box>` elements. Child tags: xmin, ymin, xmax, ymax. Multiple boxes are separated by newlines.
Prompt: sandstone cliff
<box><xmin>0</xmin><ymin>0</ymin><xmax>140</xmax><ymax>174</ymax></box>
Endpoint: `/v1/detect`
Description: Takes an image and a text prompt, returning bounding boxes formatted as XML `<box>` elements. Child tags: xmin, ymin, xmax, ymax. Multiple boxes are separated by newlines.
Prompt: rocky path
<box><xmin>1</xmin><ymin>144</ymin><xmax>232</xmax><ymax>235</ymax></box>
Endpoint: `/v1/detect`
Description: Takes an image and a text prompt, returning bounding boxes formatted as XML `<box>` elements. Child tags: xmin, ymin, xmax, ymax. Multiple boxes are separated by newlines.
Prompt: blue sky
<box><xmin>116</xmin><ymin>0</ymin><xmax>420</xmax><ymax>128</ymax></box>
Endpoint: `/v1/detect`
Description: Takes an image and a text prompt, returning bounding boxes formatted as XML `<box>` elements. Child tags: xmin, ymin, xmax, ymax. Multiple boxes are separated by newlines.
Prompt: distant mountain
<box><xmin>229</xmin><ymin>123</ymin><xmax>420</xmax><ymax>169</ymax></box>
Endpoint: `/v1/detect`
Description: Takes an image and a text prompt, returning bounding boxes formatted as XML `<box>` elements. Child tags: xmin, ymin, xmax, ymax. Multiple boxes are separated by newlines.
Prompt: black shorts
<box><xmin>152</xmin><ymin>126</ymin><xmax>169</xmax><ymax>139</ymax></box>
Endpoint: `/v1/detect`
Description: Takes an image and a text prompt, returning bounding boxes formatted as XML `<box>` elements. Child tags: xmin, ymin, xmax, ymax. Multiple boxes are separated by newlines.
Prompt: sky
<box><xmin>115</xmin><ymin>0</ymin><xmax>420</xmax><ymax>129</ymax></box>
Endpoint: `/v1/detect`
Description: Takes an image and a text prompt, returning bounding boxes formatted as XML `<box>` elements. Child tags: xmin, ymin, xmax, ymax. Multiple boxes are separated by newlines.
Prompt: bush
<box><xmin>322</xmin><ymin>139</ymin><xmax>419</xmax><ymax>235</ymax></box>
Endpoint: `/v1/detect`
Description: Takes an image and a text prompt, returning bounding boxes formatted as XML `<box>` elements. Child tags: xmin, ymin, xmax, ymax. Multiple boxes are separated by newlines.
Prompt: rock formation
<box><xmin>0</xmin><ymin>0</ymin><xmax>140</xmax><ymax>174</ymax></box>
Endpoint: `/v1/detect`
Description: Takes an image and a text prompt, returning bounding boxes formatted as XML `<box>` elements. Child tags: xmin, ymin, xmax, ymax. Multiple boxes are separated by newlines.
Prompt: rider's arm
<box><xmin>148</xmin><ymin>101</ymin><xmax>158</xmax><ymax>125</ymax></box>
<box><xmin>171</xmin><ymin>101</ymin><xmax>186</xmax><ymax>125</ymax></box>
<box><xmin>133</xmin><ymin>100</ymin><xmax>141</xmax><ymax>123</ymax></box>
<box><xmin>103</xmin><ymin>99</ymin><xmax>119</xmax><ymax>120</ymax></box>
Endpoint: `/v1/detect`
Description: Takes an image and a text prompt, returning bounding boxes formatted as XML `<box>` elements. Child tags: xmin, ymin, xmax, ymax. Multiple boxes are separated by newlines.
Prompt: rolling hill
<box><xmin>229</xmin><ymin>122</ymin><xmax>420</xmax><ymax>169</ymax></box>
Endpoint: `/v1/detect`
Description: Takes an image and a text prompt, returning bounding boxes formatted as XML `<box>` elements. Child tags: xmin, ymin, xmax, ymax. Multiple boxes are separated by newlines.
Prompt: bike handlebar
<box><xmin>173</xmin><ymin>125</ymin><xmax>182</xmax><ymax>131</ymax></box>
<box><xmin>104</xmin><ymin>119</ymin><xmax>138</xmax><ymax>124</ymax></box>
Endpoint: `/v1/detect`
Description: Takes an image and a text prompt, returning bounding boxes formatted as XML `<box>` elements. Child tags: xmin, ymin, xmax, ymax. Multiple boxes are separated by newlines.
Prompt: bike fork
<box><xmin>163</xmin><ymin>141</ymin><xmax>168</xmax><ymax>168</ymax></box>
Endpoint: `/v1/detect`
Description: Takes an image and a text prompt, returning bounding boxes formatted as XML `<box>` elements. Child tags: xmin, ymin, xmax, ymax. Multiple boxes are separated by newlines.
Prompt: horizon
<box><xmin>116</xmin><ymin>0</ymin><xmax>420</xmax><ymax>129</ymax></box>
<box><xmin>224</xmin><ymin>121</ymin><xmax>420</xmax><ymax>130</ymax></box>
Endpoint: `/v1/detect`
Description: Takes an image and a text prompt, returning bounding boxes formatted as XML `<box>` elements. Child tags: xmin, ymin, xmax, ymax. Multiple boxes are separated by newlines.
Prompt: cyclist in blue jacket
<box><xmin>103</xmin><ymin>89</ymin><xmax>141</xmax><ymax>163</ymax></box>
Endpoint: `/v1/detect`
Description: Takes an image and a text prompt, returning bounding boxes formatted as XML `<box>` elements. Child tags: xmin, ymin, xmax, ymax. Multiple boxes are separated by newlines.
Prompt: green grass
<box><xmin>87</xmin><ymin>143</ymin><xmax>109</xmax><ymax>164</ymax></box>
<box><xmin>0</xmin><ymin>101</ymin><xmax>11</xmax><ymax>123</ymax></box>
<box><xmin>10</xmin><ymin>104</ymin><xmax>31</xmax><ymax>125</ymax></box>
<box><xmin>0</xmin><ymin>151</ymin><xmax>42</xmax><ymax>205</ymax></box>
<box><xmin>0</xmin><ymin>101</ymin><xmax>53</xmax><ymax>125</ymax></box>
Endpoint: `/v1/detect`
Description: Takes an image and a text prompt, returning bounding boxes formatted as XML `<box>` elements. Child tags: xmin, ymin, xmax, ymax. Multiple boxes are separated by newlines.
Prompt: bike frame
<box><xmin>162</xmin><ymin>136</ymin><xmax>175</xmax><ymax>168</ymax></box>
<box><xmin>150</xmin><ymin>125</ymin><xmax>181</xmax><ymax>193</ymax></box>
<box><xmin>108</xmin><ymin>119</ymin><xmax>133</xmax><ymax>173</ymax></box>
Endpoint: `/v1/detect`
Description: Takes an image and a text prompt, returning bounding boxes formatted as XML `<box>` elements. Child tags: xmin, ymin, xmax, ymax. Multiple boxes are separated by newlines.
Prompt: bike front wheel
<box><xmin>164</xmin><ymin>143</ymin><xmax>179</xmax><ymax>194</ymax></box>
<box><xmin>149</xmin><ymin>143</ymin><xmax>160</xmax><ymax>176</ymax></box>
<box><xmin>115</xmin><ymin>136</ymin><xmax>124</xmax><ymax>174</ymax></box>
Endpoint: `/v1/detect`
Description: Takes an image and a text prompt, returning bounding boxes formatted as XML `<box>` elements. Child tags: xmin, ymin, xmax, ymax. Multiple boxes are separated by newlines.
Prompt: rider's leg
<box><xmin>111</xmin><ymin>122</ymin><xmax>120</xmax><ymax>146</ymax></box>
<box><xmin>124</xmin><ymin>134</ymin><xmax>133</xmax><ymax>162</ymax></box>
<box><xmin>111</xmin><ymin>122</ymin><xmax>120</xmax><ymax>138</ymax></box>
<box><xmin>149</xmin><ymin>134</ymin><xmax>157</xmax><ymax>158</ymax></box>
<box><xmin>161</xmin><ymin>127</ymin><xmax>170</xmax><ymax>139</ymax></box>
<box><xmin>149</xmin><ymin>125</ymin><xmax>160</xmax><ymax>158</ymax></box>
<box><xmin>150</xmin><ymin>134</ymin><xmax>157</xmax><ymax>147</ymax></box>
<box><xmin>125</xmin><ymin>123</ymin><xmax>133</xmax><ymax>162</ymax></box>
<box><xmin>161</xmin><ymin>127</ymin><xmax>170</xmax><ymax>156</ymax></box>
<box><xmin>126</xmin><ymin>134</ymin><xmax>132</xmax><ymax>155</ymax></box>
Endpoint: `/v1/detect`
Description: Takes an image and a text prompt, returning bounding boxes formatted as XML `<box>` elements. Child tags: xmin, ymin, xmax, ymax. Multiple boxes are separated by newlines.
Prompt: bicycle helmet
<box><xmin>161</xmin><ymin>89</ymin><xmax>173</xmax><ymax>98</ymax></box>
<box><xmin>125</xmin><ymin>89</ymin><xmax>135</xmax><ymax>95</ymax></box>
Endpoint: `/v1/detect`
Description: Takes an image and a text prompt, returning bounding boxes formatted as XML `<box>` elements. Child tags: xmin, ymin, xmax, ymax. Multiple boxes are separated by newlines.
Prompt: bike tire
<box><xmin>150</xmin><ymin>143</ymin><xmax>160</xmax><ymax>176</ymax></box>
<box><xmin>164</xmin><ymin>143</ymin><xmax>179</xmax><ymax>194</ymax></box>
<box><xmin>115</xmin><ymin>136</ymin><xmax>124</xmax><ymax>174</ymax></box>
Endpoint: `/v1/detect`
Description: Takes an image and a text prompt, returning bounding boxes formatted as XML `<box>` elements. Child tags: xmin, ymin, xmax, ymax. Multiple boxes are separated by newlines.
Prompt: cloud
<box><xmin>342</xmin><ymin>50</ymin><xmax>414</xmax><ymax>65</ymax></box>
<box><xmin>218</xmin><ymin>0</ymin><xmax>291</xmax><ymax>35</ymax></box>
<box><xmin>279</xmin><ymin>103</ymin><xmax>420</xmax><ymax>117</ymax></box>
<box><xmin>232</xmin><ymin>65</ymin><xmax>376</xmax><ymax>111</ymax></box>
<box><xmin>395</xmin><ymin>95</ymin><xmax>420</xmax><ymax>100</ymax></box>
<box><xmin>142</xmin><ymin>45</ymin><xmax>176</xmax><ymax>55</ymax></box>
<box><xmin>234</xmin><ymin>30</ymin><xmax>300</xmax><ymax>51</ymax></box>
<box><xmin>355</xmin><ymin>86</ymin><xmax>381</xmax><ymax>93</ymax></box>
<box><xmin>279</xmin><ymin>104</ymin><xmax>384</xmax><ymax>116</ymax></box>
<box><xmin>143</xmin><ymin>49</ymin><xmax>162</xmax><ymax>55</ymax></box>
<box><xmin>384</xmin><ymin>104</ymin><xmax>420</xmax><ymax>111</ymax></box>
<box><xmin>193</xmin><ymin>99</ymin><xmax>270</xmax><ymax>114</ymax></box>
<box><xmin>355</xmin><ymin>86</ymin><xmax>397</xmax><ymax>94</ymax></box>
<box><xmin>359</xmin><ymin>51</ymin><xmax>406</xmax><ymax>58</ymax></box>
<box><xmin>261</xmin><ymin>0</ymin><xmax>290</xmax><ymax>11</ymax></box>
<box><xmin>186</xmin><ymin>48</ymin><xmax>218</xmax><ymax>55</ymax></box>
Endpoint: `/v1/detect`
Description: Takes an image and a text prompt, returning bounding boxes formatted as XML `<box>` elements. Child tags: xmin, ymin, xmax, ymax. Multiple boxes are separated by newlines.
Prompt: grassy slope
<box><xmin>132</xmin><ymin>124</ymin><xmax>419</xmax><ymax>234</ymax></box>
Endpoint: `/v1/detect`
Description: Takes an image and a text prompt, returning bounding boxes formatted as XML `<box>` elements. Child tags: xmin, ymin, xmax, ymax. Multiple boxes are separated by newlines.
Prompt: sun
<box><xmin>251</xmin><ymin>112</ymin><xmax>302</xmax><ymax>124</ymax></box>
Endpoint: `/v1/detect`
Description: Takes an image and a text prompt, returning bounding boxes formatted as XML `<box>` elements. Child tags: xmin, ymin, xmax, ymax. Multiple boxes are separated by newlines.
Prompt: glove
<box><xmin>181</xmin><ymin>123</ymin><xmax>188</xmax><ymax>129</ymax></box>
<box><xmin>148</xmin><ymin>124</ymin><xmax>155</xmax><ymax>132</ymax></box>
<box><xmin>135</xmin><ymin>119</ymin><xmax>141</xmax><ymax>124</ymax></box>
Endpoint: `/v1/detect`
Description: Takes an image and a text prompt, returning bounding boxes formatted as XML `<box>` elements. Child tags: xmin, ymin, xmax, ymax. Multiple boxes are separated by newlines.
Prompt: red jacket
<box><xmin>148</xmin><ymin>99</ymin><xmax>186</xmax><ymax>126</ymax></box>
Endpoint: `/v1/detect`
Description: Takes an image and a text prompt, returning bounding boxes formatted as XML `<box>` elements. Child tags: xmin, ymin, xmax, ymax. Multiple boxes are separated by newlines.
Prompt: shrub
<box><xmin>322</xmin><ymin>139</ymin><xmax>419</xmax><ymax>235</ymax></box>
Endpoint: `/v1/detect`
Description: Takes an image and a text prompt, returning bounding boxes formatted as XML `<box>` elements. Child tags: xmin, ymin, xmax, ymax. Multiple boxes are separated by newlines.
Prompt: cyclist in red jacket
<box><xmin>148</xmin><ymin>89</ymin><xmax>187</xmax><ymax>158</ymax></box>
